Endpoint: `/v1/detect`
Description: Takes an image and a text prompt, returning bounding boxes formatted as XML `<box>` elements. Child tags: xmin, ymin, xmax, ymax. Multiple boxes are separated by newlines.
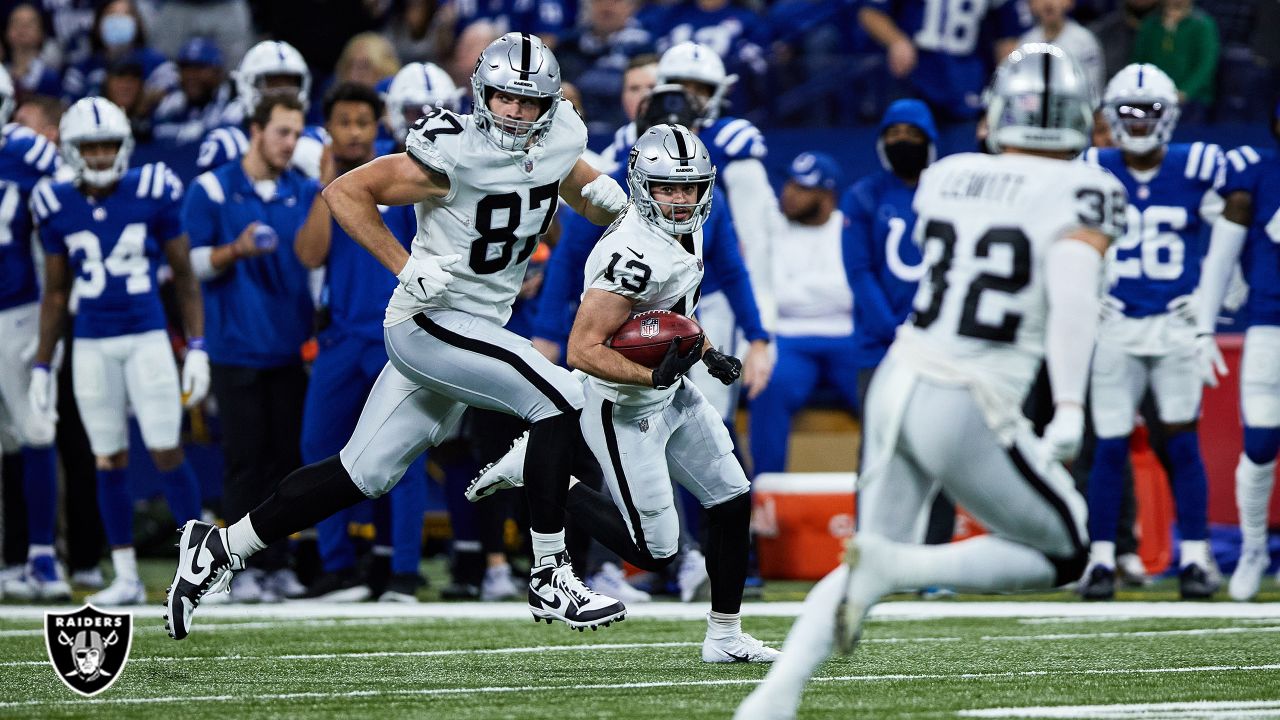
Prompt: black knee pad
<box><xmin>706</xmin><ymin>491</ymin><xmax>752</xmax><ymax>527</ymax></box>
<box><xmin>1047</xmin><ymin>548</ymin><xmax>1089</xmax><ymax>587</ymax></box>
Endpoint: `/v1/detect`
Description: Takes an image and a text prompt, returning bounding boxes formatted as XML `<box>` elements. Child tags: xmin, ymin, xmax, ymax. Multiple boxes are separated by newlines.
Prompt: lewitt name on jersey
<box><xmin>938</xmin><ymin>169</ymin><xmax>1027</xmax><ymax>205</ymax></box>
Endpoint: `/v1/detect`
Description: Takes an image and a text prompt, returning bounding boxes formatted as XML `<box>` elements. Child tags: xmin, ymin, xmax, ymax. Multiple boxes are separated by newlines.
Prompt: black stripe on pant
<box><xmin>601</xmin><ymin>399</ymin><xmax>649</xmax><ymax>553</ymax></box>
<box><xmin>1007</xmin><ymin>445</ymin><xmax>1088</xmax><ymax>586</ymax></box>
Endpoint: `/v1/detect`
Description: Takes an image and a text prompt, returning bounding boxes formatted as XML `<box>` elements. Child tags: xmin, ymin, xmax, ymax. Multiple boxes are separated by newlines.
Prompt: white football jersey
<box><xmin>582</xmin><ymin>205</ymin><xmax>705</xmax><ymax>407</ymax></box>
<box><xmin>385</xmin><ymin>99</ymin><xmax>587</xmax><ymax>326</ymax></box>
<box><xmin>896</xmin><ymin>152</ymin><xmax>1127</xmax><ymax>407</ymax></box>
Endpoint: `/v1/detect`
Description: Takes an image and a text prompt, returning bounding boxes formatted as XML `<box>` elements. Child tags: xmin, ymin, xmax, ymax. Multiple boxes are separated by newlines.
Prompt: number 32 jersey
<box><xmin>33</xmin><ymin>163</ymin><xmax>183</xmax><ymax>339</ymax></box>
<box><xmin>386</xmin><ymin>100</ymin><xmax>587</xmax><ymax>327</ymax></box>
<box><xmin>899</xmin><ymin>152</ymin><xmax>1126</xmax><ymax>406</ymax></box>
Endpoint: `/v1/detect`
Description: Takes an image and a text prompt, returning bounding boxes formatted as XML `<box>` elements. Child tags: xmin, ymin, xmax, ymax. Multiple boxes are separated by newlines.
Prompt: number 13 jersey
<box><xmin>386</xmin><ymin>99</ymin><xmax>587</xmax><ymax>327</ymax></box>
<box><xmin>898</xmin><ymin>152</ymin><xmax>1127</xmax><ymax>407</ymax></box>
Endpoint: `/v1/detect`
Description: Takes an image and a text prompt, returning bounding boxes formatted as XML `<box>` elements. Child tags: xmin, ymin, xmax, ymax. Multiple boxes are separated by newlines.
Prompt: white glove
<box><xmin>182</xmin><ymin>348</ymin><xmax>210</xmax><ymax>408</ymax></box>
<box><xmin>1042</xmin><ymin>403</ymin><xmax>1084</xmax><ymax>463</ymax></box>
<box><xmin>398</xmin><ymin>254</ymin><xmax>461</xmax><ymax>304</ymax></box>
<box><xmin>1167</xmin><ymin>295</ymin><xmax>1197</xmax><ymax>326</ymax></box>
<box><xmin>28</xmin><ymin>364</ymin><xmax>57</xmax><ymax>425</ymax></box>
<box><xmin>580</xmin><ymin>174</ymin><xmax>628</xmax><ymax>214</ymax></box>
<box><xmin>1195</xmin><ymin>333</ymin><xmax>1228</xmax><ymax>388</ymax></box>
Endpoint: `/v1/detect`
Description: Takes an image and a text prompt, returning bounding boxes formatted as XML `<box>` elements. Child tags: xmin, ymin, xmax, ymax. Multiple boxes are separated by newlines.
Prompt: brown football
<box><xmin>608</xmin><ymin>310</ymin><xmax>704</xmax><ymax>368</ymax></box>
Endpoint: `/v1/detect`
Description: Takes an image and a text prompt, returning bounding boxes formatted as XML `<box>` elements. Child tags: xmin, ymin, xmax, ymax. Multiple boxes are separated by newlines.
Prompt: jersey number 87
<box><xmin>470</xmin><ymin>181</ymin><xmax>560</xmax><ymax>274</ymax></box>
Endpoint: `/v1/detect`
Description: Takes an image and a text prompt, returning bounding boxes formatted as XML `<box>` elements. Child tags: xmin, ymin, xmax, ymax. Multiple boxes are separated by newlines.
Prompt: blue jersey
<box><xmin>452</xmin><ymin>0</ymin><xmax>567</xmax><ymax>36</ymax></box>
<box><xmin>0</xmin><ymin>124</ymin><xmax>60</xmax><ymax>311</ymax></box>
<box><xmin>864</xmin><ymin>0</ymin><xmax>1029</xmax><ymax>119</ymax></box>
<box><xmin>326</xmin><ymin>204</ymin><xmax>416</xmax><ymax>342</ymax></box>
<box><xmin>33</xmin><ymin>163</ymin><xmax>184</xmax><ymax>339</ymax></box>
<box><xmin>646</xmin><ymin>3</ymin><xmax>768</xmax><ymax>58</ymax></box>
<box><xmin>1084</xmin><ymin>142</ymin><xmax>1223</xmax><ymax>318</ymax></box>
<box><xmin>702</xmin><ymin>116</ymin><xmax>768</xmax><ymax>171</ymax></box>
<box><xmin>1221</xmin><ymin>145</ymin><xmax>1280</xmax><ymax>327</ymax></box>
<box><xmin>196</xmin><ymin>123</ymin><xmax>330</xmax><ymax>178</ymax></box>
<box><xmin>841</xmin><ymin>169</ymin><xmax>922</xmax><ymax>367</ymax></box>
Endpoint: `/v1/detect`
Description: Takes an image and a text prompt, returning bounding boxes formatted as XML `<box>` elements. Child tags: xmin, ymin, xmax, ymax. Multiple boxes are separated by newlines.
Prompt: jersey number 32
<box><xmin>913</xmin><ymin>219</ymin><xmax>1031</xmax><ymax>343</ymax></box>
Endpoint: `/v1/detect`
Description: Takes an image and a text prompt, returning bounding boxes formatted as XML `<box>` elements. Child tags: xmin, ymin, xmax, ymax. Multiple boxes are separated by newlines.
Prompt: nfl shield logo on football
<box><xmin>45</xmin><ymin>604</ymin><xmax>133</xmax><ymax>697</ymax></box>
<box><xmin>640</xmin><ymin>318</ymin><xmax>660</xmax><ymax>338</ymax></box>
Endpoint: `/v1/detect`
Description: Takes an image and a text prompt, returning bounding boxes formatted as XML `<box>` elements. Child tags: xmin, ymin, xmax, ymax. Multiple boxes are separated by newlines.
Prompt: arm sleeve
<box><xmin>532</xmin><ymin>210</ymin><xmax>601</xmax><ymax>345</ymax></box>
<box><xmin>181</xmin><ymin>179</ymin><xmax>223</xmax><ymax>281</ymax></box>
<box><xmin>1196</xmin><ymin>217</ymin><xmax>1248</xmax><ymax>334</ymax></box>
<box><xmin>704</xmin><ymin>199</ymin><xmax>768</xmax><ymax>342</ymax></box>
<box><xmin>840</xmin><ymin>183</ymin><xmax>899</xmax><ymax>340</ymax></box>
<box><xmin>1045</xmin><ymin>238</ymin><xmax>1104</xmax><ymax>406</ymax></box>
<box><xmin>721</xmin><ymin>158</ymin><xmax>781</xmax><ymax>332</ymax></box>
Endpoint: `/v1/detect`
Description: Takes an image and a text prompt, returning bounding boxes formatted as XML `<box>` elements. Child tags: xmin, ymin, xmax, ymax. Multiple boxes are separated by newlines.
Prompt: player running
<box><xmin>31</xmin><ymin>97</ymin><xmax>208</xmax><ymax>606</ymax></box>
<box><xmin>165</xmin><ymin>32</ymin><xmax>630</xmax><ymax>639</ymax></box>
<box><xmin>735</xmin><ymin>44</ymin><xmax>1124</xmax><ymax>718</ymax></box>
<box><xmin>1078</xmin><ymin>63</ymin><xmax>1224</xmax><ymax>600</ymax></box>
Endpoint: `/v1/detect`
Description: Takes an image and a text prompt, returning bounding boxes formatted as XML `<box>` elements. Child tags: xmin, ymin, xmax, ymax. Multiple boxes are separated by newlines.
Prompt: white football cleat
<box><xmin>702</xmin><ymin>631</ymin><xmax>780</xmax><ymax>663</ymax></box>
<box><xmin>678</xmin><ymin>548</ymin><xmax>710</xmax><ymax>603</ymax></box>
<box><xmin>87</xmin><ymin>576</ymin><xmax>146</xmax><ymax>606</ymax></box>
<box><xmin>835</xmin><ymin>534</ymin><xmax>894</xmax><ymax>655</ymax></box>
<box><xmin>528</xmin><ymin>551</ymin><xmax>626</xmax><ymax>631</ymax></box>
<box><xmin>466</xmin><ymin>431</ymin><xmax>528</xmax><ymax>501</ymax></box>
<box><xmin>71</xmin><ymin>567</ymin><xmax>106</xmax><ymax>590</ymax></box>
<box><xmin>481</xmin><ymin>563</ymin><xmax>520</xmax><ymax>601</ymax></box>
<box><xmin>587</xmin><ymin>562</ymin><xmax>652</xmax><ymax>603</ymax></box>
<box><xmin>1229</xmin><ymin>546</ymin><xmax>1270</xmax><ymax>602</ymax></box>
<box><xmin>2</xmin><ymin>555</ymin><xmax>71</xmax><ymax>602</ymax></box>
<box><xmin>1116</xmin><ymin>552</ymin><xmax>1151</xmax><ymax>587</ymax></box>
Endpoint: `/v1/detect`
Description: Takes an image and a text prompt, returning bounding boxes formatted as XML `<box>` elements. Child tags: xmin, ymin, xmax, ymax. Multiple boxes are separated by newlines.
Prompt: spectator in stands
<box><xmin>3</xmin><ymin>3</ymin><xmax>61</xmax><ymax>100</ymax></box>
<box><xmin>101</xmin><ymin>58</ymin><xmax>152</xmax><ymax>140</ymax></box>
<box><xmin>62</xmin><ymin>0</ymin><xmax>175</xmax><ymax>102</ymax></box>
<box><xmin>858</xmin><ymin>0</ymin><xmax>1030</xmax><ymax>121</ymax></box>
<box><xmin>1090</xmin><ymin>0</ymin><xmax>1159</xmax><ymax>82</ymax></box>
<box><xmin>1021</xmin><ymin>0</ymin><xmax>1105</xmax><ymax>99</ymax></box>
<box><xmin>447</xmin><ymin>19</ymin><xmax>501</xmax><ymax>87</ymax></box>
<box><xmin>748</xmin><ymin>152</ymin><xmax>857</xmax><ymax>475</ymax></box>
<box><xmin>182</xmin><ymin>92</ymin><xmax>317</xmax><ymax>603</ymax></box>
<box><xmin>41</xmin><ymin>0</ymin><xmax>96</xmax><ymax>70</ymax></box>
<box><xmin>644</xmin><ymin>0</ymin><xmax>769</xmax><ymax>111</ymax></box>
<box><xmin>1134</xmin><ymin>0</ymin><xmax>1219</xmax><ymax>123</ymax></box>
<box><xmin>450</xmin><ymin>0</ymin><xmax>567</xmax><ymax>48</ymax></box>
<box><xmin>382</xmin><ymin>0</ymin><xmax>455</xmax><ymax>64</ymax></box>
<box><xmin>13</xmin><ymin>94</ymin><xmax>62</xmax><ymax>142</ymax></box>
<box><xmin>150</xmin><ymin>0</ymin><xmax>252</xmax><ymax>68</ymax></box>
<box><xmin>556</xmin><ymin>0</ymin><xmax>654</xmax><ymax>142</ymax></box>
<box><xmin>152</xmin><ymin>37</ymin><xmax>232</xmax><ymax>146</ymax></box>
<box><xmin>334</xmin><ymin>32</ymin><xmax>401</xmax><ymax>90</ymax></box>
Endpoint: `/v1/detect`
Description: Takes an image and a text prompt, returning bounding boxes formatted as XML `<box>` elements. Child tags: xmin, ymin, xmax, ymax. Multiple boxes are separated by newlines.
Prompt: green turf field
<box><xmin>2</xmin><ymin>560</ymin><xmax>1279</xmax><ymax>719</ymax></box>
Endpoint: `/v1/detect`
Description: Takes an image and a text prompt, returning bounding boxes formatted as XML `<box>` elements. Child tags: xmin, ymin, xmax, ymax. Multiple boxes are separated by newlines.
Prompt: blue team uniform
<box><xmin>1084</xmin><ymin>142</ymin><xmax>1223</xmax><ymax>317</ymax></box>
<box><xmin>599</xmin><ymin>115</ymin><xmax>766</xmax><ymax>175</ymax></box>
<box><xmin>181</xmin><ymin>163</ymin><xmax>318</xmax><ymax>368</ymax></box>
<box><xmin>864</xmin><ymin>0</ymin><xmax>1029</xmax><ymax>120</ymax></box>
<box><xmin>1222</xmin><ymin>146</ymin><xmax>1280</xmax><ymax>329</ymax></box>
<box><xmin>0</xmin><ymin>125</ymin><xmax>59</xmax><ymax>312</ymax></box>
<box><xmin>32</xmin><ymin>162</ymin><xmax>184</xmax><ymax>339</ymax></box>
<box><xmin>452</xmin><ymin>0</ymin><xmax>567</xmax><ymax>37</ymax></box>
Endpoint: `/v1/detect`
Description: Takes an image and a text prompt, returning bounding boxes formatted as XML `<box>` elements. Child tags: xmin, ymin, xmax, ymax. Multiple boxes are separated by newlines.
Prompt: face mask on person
<box><xmin>884</xmin><ymin>140</ymin><xmax>930</xmax><ymax>177</ymax></box>
<box><xmin>101</xmin><ymin>15</ymin><xmax>137</xmax><ymax>48</ymax></box>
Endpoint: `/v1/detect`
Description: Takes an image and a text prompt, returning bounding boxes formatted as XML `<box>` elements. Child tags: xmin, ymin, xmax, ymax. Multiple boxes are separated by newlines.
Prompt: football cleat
<box><xmin>528</xmin><ymin>551</ymin><xmax>626</xmax><ymax>630</ymax></box>
<box><xmin>265</xmin><ymin>568</ymin><xmax>308</xmax><ymax>599</ymax></box>
<box><xmin>835</xmin><ymin>534</ymin><xmax>893</xmax><ymax>655</ymax></box>
<box><xmin>1116</xmin><ymin>552</ymin><xmax>1152</xmax><ymax>587</ymax></box>
<box><xmin>71</xmin><ymin>567</ymin><xmax>106</xmax><ymax>590</ymax></box>
<box><xmin>301</xmin><ymin>568</ymin><xmax>371</xmax><ymax>602</ymax></box>
<box><xmin>678</xmin><ymin>549</ymin><xmax>710</xmax><ymax>603</ymax></box>
<box><xmin>1</xmin><ymin>555</ymin><xmax>71</xmax><ymax>602</ymax></box>
<box><xmin>86</xmin><ymin>576</ymin><xmax>146</xmax><ymax>606</ymax></box>
<box><xmin>587</xmin><ymin>562</ymin><xmax>652</xmax><ymax>604</ymax></box>
<box><xmin>1179</xmin><ymin>562</ymin><xmax>1220</xmax><ymax>600</ymax></box>
<box><xmin>231</xmin><ymin>568</ymin><xmax>280</xmax><ymax>604</ymax></box>
<box><xmin>481</xmin><ymin>563</ymin><xmax>520</xmax><ymax>601</ymax></box>
<box><xmin>1229</xmin><ymin>547</ymin><xmax>1269</xmax><ymax>602</ymax></box>
<box><xmin>1078</xmin><ymin>564</ymin><xmax>1116</xmax><ymax>601</ymax></box>
<box><xmin>465</xmin><ymin>431</ymin><xmax>528</xmax><ymax>501</ymax></box>
<box><xmin>378</xmin><ymin>573</ymin><xmax>424</xmax><ymax>603</ymax></box>
<box><xmin>164</xmin><ymin>520</ymin><xmax>238</xmax><ymax>640</ymax></box>
<box><xmin>702</xmin><ymin>632</ymin><xmax>780</xmax><ymax>663</ymax></box>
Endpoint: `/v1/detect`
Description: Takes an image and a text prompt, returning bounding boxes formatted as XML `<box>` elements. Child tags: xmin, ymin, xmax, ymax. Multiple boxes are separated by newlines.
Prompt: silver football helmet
<box><xmin>984</xmin><ymin>43</ymin><xmax>1094</xmax><ymax>155</ymax></box>
<box><xmin>60</xmin><ymin>97</ymin><xmax>134</xmax><ymax>187</ymax></box>
<box><xmin>627</xmin><ymin>124</ymin><xmax>716</xmax><ymax>235</ymax></box>
<box><xmin>0</xmin><ymin>64</ymin><xmax>13</xmax><ymax>127</ymax></box>
<box><xmin>1102</xmin><ymin>63</ymin><xmax>1180</xmax><ymax>156</ymax></box>
<box><xmin>471</xmin><ymin>32</ymin><xmax>562</xmax><ymax>152</ymax></box>
<box><xmin>386</xmin><ymin>61</ymin><xmax>459</xmax><ymax>144</ymax></box>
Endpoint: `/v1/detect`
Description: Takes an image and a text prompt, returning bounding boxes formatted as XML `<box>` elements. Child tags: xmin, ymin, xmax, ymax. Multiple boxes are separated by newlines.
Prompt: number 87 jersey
<box><xmin>902</xmin><ymin>152</ymin><xmax>1127</xmax><ymax>400</ymax></box>
<box><xmin>383</xmin><ymin>100</ymin><xmax>587</xmax><ymax>327</ymax></box>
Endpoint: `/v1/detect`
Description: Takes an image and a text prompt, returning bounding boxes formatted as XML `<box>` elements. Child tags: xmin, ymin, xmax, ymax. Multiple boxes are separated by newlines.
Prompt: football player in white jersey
<box><xmin>735</xmin><ymin>44</ymin><xmax>1125</xmax><ymax>719</ymax></box>
<box><xmin>164</xmin><ymin>33</ymin><xmax>631</xmax><ymax>640</ymax></box>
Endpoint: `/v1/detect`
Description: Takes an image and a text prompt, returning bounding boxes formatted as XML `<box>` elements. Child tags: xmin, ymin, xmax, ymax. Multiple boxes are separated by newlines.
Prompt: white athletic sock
<box><xmin>28</xmin><ymin>544</ymin><xmax>55</xmax><ymax>559</ymax></box>
<box><xmin>531</xmin><ymin>530</ymin><xmax>566</xmax><ymax>562</ymax></box>
<box><xmin>1089</xmin><ymin>541</ymin><xmax>1116</xmax><ymax>569</ymax></box>
<box><xmin>887</xmin><ymin>536</ymin><xmax>1058</xmax><ymax>592</ymax></box>
<box><xmin>706</xmin><ymin>611</ymin><xmax>741</xmax><ymax>640</ymax></box>
<box><xmin>226</xmin><ymin>517</ymin><xmax>264</xmax><ymax>569</ymax></box>
<box><xmin>1236</xmin><ymin>453</ymin><xmax>1276</xmax><ymax>552</ymax></box>
<box><xmin>750</xmin><ymin>566</ymin><xmax>848</xmax><ymax>714</ymax></box>
<box><xmin>1180</xmin><ymin>540</ymin><xmax>1210</xmax><ymax>569</ymax></box>
<box><xmin>111</xmin><ymin>547</ymin><xmax>138</xmax><ymax>582</ymax></box>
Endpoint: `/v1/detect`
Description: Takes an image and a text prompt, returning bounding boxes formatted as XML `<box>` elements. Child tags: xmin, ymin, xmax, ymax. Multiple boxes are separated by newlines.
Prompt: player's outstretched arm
<box><xmin>560</xmin><ymin>158</ymin><xmax>626</xmax><ymax>226</ymax></box>
<box><xmin>294</xmin><ymin>193</ymin><xmax>333</xmax><ymax>270</ymax></box>
<box><xmin>323</xmin><ymin>153</ymin><xmax>450</xmax><ymax>275</ymax></box>
<box><xmin>567</xmin><ymin>289</ymin><xmax>656</xmax><ymax>387</ymax></box>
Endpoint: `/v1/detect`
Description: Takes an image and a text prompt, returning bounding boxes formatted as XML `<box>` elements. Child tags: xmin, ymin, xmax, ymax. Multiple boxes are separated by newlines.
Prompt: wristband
<box><xmin>33</xmin><ymin>362</ymin><xmax>50</xmax><ymax>371</ymax></box>
<box><xmin>188</xmin><ymin>337</ymin><xmax>206</xmax><ymax>351</ymax></box>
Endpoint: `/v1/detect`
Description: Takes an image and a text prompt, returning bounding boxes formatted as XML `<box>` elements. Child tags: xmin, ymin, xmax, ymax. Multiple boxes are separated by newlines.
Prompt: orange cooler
<box><xmin>752</xmin><ymin>473</ymin><xmax>857</xmax><ymax>580</ymax></box>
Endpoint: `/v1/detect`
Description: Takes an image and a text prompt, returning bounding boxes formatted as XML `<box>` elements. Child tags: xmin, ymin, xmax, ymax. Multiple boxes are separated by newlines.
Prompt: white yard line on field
<box><xmin>2</xmin><ymin>663</ymin><xmax>1280</xmax><ymax>709</ymax></box>
<box><xmin>0</xmin><ymin>616</ymin><xmax>419</xmax><ymax>638</ymax></box>
<box><xmin>959</xmin><ymin>699</ymin><xmax>1280</xmax><ymax>718</ymax></box>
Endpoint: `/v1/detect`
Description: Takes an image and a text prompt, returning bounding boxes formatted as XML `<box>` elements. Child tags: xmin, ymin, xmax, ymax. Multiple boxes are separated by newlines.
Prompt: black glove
<box><xmin>652</xmin><ymin>335</ymin><xmax>705</xmax><ymax>390</ymax></box>
<box><xmin>703</xmin><ymin>347</ymin><xmax>742</xmax><ymax>385</ymax></box>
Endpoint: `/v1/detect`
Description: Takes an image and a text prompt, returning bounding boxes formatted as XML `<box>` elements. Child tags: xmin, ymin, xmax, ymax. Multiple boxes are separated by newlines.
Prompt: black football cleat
<box><xmin>164</xmin><ymin>520</ymin><xmax>238</xmax><ymax>640</ymax></box>
<box><xmin>1079</xmin><ymin>564</ymin><xmax>1115</xmax><ymax>601</ymax></box>
<box><xmin>1179</xmin><ymin>563</ymin><xmax>1220</xmax><ymax>600</ymax></box>
<box><xmin>528</xmin><ymin>551</ymin><xmax>626</xmax><ymax>630</ymax></box>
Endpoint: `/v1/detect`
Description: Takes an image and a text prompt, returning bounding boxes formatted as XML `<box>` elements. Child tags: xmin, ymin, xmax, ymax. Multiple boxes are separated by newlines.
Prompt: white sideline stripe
<box><xmin>3</xmin><ymin>625</ymin><xmax>1277</xmax><ymax>669</ymax></box>
<box><xmin>3</xmin><ymin>663</ymin><xmax>1279</xmax><ymax>709</ymax></box>
<box><xmin>960</xmin><ymin>699</ymin><xmax>1280</xmax><ymax>718</ymax></box>
<box><xmin>2</xmin><ymin>601</ymin><xmax>1279</xmax><ymax>622</ymax></box>
<box><xmin>0</xmin><ymin>617</ymin><xmax>415</xmax><ymax>638</ymax></box>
